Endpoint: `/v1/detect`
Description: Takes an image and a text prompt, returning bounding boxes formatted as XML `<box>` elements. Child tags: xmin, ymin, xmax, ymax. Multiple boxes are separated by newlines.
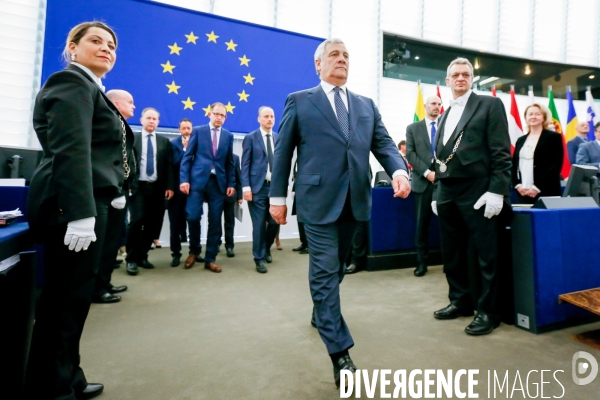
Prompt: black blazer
<box><xmin>433</xmin><ymin>93</ymin><xmax>512</xmax><ymax>197</ymax></box>
<box><xmin>133</xmin><ymin>131</ymin><xmax>175</xmax><ymax>194</ymax></box>
<box><xmin>225</xmin><ymin>154</ymin><xmax>243</xmax><ymax>203</ymax></box>
<box><xmin>28</xmin><ymin>64</ymin><xmax>135</xmax><ymax>232</ymax></box>
<box><xmin>512</xmin><ymin>130</ymin><xmax>563</xmax><ymax>197</ymax></box>
<box><xmin>406</xmin><ymin>119</ymin><xmax>436</xmax><ymax>193</ymax></box>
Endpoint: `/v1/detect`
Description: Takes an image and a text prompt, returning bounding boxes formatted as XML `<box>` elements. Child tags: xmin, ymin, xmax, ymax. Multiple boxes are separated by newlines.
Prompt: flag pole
<box><xmin>510</xmin><ymin>84</ymin><xmax>514</xmax><ymax>91</ymax></box>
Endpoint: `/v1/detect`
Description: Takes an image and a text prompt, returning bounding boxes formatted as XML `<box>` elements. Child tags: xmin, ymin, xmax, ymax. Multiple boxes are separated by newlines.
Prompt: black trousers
<box><xmin>223</xmin><ymin>199</ymin><xmax>235</xmax><ymax>249</ymax></box>
<box><xmin>437</xmin><ymin>177</ymin><xmax>501</xmax><ymax>319</ymax></box>
<box><xmin>414</xmin><ymin>183</ymin><xmax>435</xmax><ymax>267</ymax></box>
<box><xmin>25</xmin><ymin>196</ymin><xmax>112</xmax><ymax>400</ymax></box>
<box><xmin>126</xmin><ymin>182</ymin><xmax>165</xmax><ymax>264</ymax></box>
<box><xmin>168</xmin><ymin>191</ymin><xmax>188</xmax><ymax>257</ymax></box>
<box><xmin>93</xmin><ymin>204</ymin><xmax>127</xmax><ymax>297</ymax></box>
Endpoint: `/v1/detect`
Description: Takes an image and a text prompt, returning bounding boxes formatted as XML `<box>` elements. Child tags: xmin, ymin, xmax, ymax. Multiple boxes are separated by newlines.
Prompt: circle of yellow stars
<box><xmin>160</xmin><ymin>30</ymin><xmax>256</xmax><ymax>115</ymax></box>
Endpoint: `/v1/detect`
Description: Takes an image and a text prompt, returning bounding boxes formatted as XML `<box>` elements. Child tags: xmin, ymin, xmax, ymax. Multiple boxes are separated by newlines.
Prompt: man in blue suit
<box><xmin>241</xmin><ymin>106</ymin><xmax>280</xmax><ymax>273</ymax></box>
<box><xmin>576</xmin><ymin>122</ymin><xmax>600</xmax><ymax>168</ymax></box>
<box><xmin>168</xmin><ymin>118</ymin><xmax>197</xmax><ymax>267</ymax></box>
<box><xmin>567</xmin><ymin>122</ymin><xmax>590</xmax><ymax>164</ymax></box>
<box><xmin>180</xmin><ymin>102</ymin><xmax>235</xmax><ymax>272</ymax></box>
<box><xmin>269</xmin><ymin>38</ymin><xmax>410</xmax><ymax>389</ymax></box>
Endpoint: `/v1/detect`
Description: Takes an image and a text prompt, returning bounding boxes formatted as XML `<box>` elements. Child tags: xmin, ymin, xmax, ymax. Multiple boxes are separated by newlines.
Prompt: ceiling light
<box><xmin>474</xmin><ymin>59</ymin><xmax>480</xmax><ymax>69</ymax></box>
<box><xmin>479</xmin><ymin>76</ymin><xmax>499</xmax><ymax>85</ymax></box>
<box><xmin>525</xmin><ymin>65</ymin><xmax>531</xmax><ymax>75</ymax></box>
<box><xmin>590</xmin><ymin>75</ymin><xmax>596</xmax><ymax>79</ymax></box>
<box><xmin>414</xmin><ymin>56</ymin><xmax>419</xmax><ymax>60</ymax></box>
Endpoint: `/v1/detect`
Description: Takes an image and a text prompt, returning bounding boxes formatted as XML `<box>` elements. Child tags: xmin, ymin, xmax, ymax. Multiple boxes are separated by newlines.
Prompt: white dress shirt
<box><xmin>423</xmin><ymin>117</ymin><xmax>439</xmax><ymax>178</ymax></box>
<box><xmin>242</xmin><ymin>128</ymin><xmax>274</xmax><ymax>193</ymax></box>
<box><xmin>442</xmin><ymin>90</ymin><xmax>472</xmax><ymax>145</ymax></box>
<box><xmin>516</xmin><ymin>134</ymin><xmax>540</xmax><ymax>192</ymax></box>
<box><xmin>70</xmin><ymin>62</ymin><xmax>105</xmax><ymax>92</ymax></box>
<box><xmin>209</xmin><ymin>123</ymin><xmax>221</xmax><ymax>175</ymax></box>
<box><xmin>140</xmin><ymin>129</ymin><xmax>158</xmax><ymax>182</ymax></box>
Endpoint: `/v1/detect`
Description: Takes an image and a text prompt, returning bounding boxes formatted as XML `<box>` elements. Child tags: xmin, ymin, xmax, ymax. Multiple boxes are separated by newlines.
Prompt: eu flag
<box><xmin>41</xmin><ymin>0</ymin><xmax>323</xmax><ymax>132</ymax></box>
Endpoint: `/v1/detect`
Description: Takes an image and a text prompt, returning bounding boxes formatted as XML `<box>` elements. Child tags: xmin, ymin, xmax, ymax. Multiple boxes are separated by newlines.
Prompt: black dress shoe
<box><xmin>109</xmin><ymin>285</ymin><xmax>127</xmax><ymax>294</ymax></box>
<box><xmin>255</xmin><ymin>260</ymin><xmax>267</xmax><ymax>273</ymax></box>
<box><xmin>126</xmin><ymin>262</ymin><xmax>139</xmax><ymax>276</ymax></box>
<box><xmin>345</xmin><ymin>264</ymin><xmax>359</xmax><ymax>274</ymax></box>
<box><xmin>196</xmin><ymin>255</ymin><xmax>205</xmax><ymax>263</ymax></box>
<box><xmin>292</xmin><ymin>245</ymin><xmax>307</xmax><ymax>252</ymax></box>
<box><xmin>140</xmin><ymin>259</ymin><xmax>155</xmax><ymax>269</ymax></box>
<box><xmin>171</xmin><ymin>256</ymin><xmax>181</xmax><ymax>267</ymax></box>
<box><xmin>265</xmin><ymin>252</ymin><xmax>273</xmax><ymax>263</ymax></box>
<box><xmin>310</xmin><ymin>313</ymin><xmax>317</xmax><ymax>328</ymax></box>
<box><xmin>299</xmin><ymin>248</ymin><xmax>309</xmax><ymax>254</ymax></box>
<box><xmin>414</xmin><ymin>264</ymin><xmax>428</xmax><ymax>277</ymax></box>
<box><xmin>114</xmin><ymin>259</ymin><xmax>123</xmax><ymax>268</ymax></box>
<box><xmin>433</xmin><ymin>304</ymin><xmax>474</xmax><ymax>320</ymax></box>
<box><xmin>92</xmin><ymin>293</ymin><xmax>121</xmax><ymax>304</ymax></box>
<box><xmin>226</xmin><ymin>248</ymin><xmax>235</xmax><ymax>258</ymax></box>
<box><xmin>465</xmin><ymin>313</ymin><xmax>500</xmax><ymax>336</ymax></box>
<box><xmin>333</xmin><ymin>355</ymin><xmax>357</xmax><ymax>389</ymax></box>
<box><xmin>79</xmin><ymin>383</ymin><xmax>104</xmax><ymax>399</ymax></box>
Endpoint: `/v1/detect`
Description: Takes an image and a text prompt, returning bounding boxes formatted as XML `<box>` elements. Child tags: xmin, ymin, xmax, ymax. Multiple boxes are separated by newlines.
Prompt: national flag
<box><xmin>436</xmin><ymin>83</ymin><xmax>445</xmax><ymax>114</ymax></box>
<box><xmin>548</xmin><ymin>86</ymin><xmax>570</xmax><ymax>178</ymax></box>
<box><xmin>491</xmin><ymin>86</ymin><xmax>497</xmax><ymax>97</ymax></box>
<box><xmin>565</xmin><ymin>87</ymin><xmax>579</xmax><ymax>144</ymax></box>
<box><xmin>586</xmin><ymin>88</ymin><xmax>598</xmax><ymax>141</ymax></box>
<box><xmin>413</xmin><ymin>82</ymin><xmax>426</xmax><ymax>122</ymax></box>
<box><xmin>508</xmin><ymin>86</ymin><xmax>524</xmax><ymax>149</ymax></box>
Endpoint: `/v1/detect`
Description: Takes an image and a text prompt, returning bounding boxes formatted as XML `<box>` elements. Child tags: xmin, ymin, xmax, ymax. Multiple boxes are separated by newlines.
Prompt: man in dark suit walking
<box><xmin>405</xmin><ymin>95</ymin><xmax>441</xmax><ymax>277</ymax></box>
<box><xmin>125</xmin><ymin>108</ymin><xmax>174</xmax><ymax>275</ymax></box>
<box><xmin>241</xmin><ymin>106</ymin><xmax>280</xmax><ymax>273</ymax></box>
<box><xmin>269</xmin><ymin>38</ymin><xmax>410</xmax><ymax>389</ymax></box>
<box><xmin>431</xmin><ymin>58</ymin><xmax>512</xmax><ymax>336</ymax></box>
<box><xmin>222</xmin><ymin>153</ymin><xmax>243</xmax><ymax>257</ymax></box>
<box><xmin>180</xmin><ymin>102</ymin><xmax>235</xmax><ymax>272</ymax></box>
<box><xmin>168</xmin><ymin>118</ymin><xmax>193</xmax><ymax>267</ymax></box>
<box><xmin>567</xmin><ymin>122</ymin><xmax>590</xmax><ymax>164</ymax></box>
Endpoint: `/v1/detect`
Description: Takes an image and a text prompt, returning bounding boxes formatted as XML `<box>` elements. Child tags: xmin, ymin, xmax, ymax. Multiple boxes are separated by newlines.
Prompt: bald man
<box><xmin>92</xmin><ymin>89</ymin><xmax>137</xmax><ymax>303</ymax></box>
<box><xmin>405</xmin><ymin>95</ymin><xmax>442</xmax><ymax>277</ymax></box>
<box><xmin>567</xmin><ymin>121</ymin><xmax>590</xmax><ymax>164</ymax></box>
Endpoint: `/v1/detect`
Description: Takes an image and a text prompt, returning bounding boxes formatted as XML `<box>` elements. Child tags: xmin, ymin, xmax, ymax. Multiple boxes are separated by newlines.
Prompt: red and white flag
<box><xmin>491</xmin><ymin>86</ymin><xmax>497</xmax><ymax>97</ymax></box>
<box><xmin>508</xmin><ymin>86</ymin><xmax>524</xmax><ymax>150</ymax></box>
<box><xmin>436</xmin><ymin>83</ymin><xmax>445</xmax><ymax>114</ymax></box>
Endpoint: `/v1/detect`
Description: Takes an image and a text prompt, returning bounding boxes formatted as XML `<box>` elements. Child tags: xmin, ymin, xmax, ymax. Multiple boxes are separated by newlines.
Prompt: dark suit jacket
<box><xmin>133</xmin><ymin>131</ymin><xmax>174</xmax><ymax>194</ymax></box>
<box><xmin>575</xmin><ymin>140</ymin><xmax>600</xmax><ymax>168</ymax></box>
<box><xmin>512</xmin><ymin>130</ymin><xmax>563</xmax><ymax>197</ymax></box>
<box><xmin>28</xmin><ymin>64</ymin><xmax>135</xmax><ymax>232</ymax></box>
<box><xmin>567</xmin><ymin>136</ymin><xmax>587</xmax><ymax>165</ymax></box>
<box><xmin>180</xmin><ymin>124</ymin><xmax>235</xmax><ymax>194</ymax></box>
<box><xmin>406</xmin><ymin>119</ymin><xmax>436</xmax><ymax>193</ymax></box>
<box><xmin>225</xmin><ymin>154</ymin><xmax>243</xmax><ymax>203</ymax></box>
<box><xmin>241</xmin><ymin>128</ymin><xmax>278</xmax><ymax>194</ymax></box>
<box><xmin>171</xmin><ymin>136</ymin><xmax>185</xmax><ymax>188</ymax></box>
<box><xmin>270</xmin><ymin>84</ymin><xmax>406</xmax><ymax>224</ymax></box>
<box><xmin>433</xmin><ymin>93</ymin><xmax>512</xmax><ymax>197</ymax></box>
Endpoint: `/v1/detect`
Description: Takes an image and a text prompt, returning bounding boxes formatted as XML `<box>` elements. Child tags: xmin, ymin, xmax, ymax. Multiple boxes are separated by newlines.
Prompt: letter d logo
<box><xmin>572</xmin><ymin>351</ymin><xmax>598</xmax><ymax>385</ymax></box>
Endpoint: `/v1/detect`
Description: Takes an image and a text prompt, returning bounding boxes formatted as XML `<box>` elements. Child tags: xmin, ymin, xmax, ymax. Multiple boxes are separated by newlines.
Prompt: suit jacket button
<box><xmin>59</xmin><ymin>208</ymin><xmax>64</xmax><ymax>215</ymax></box>
<box><xmin>114</xmin><ymin>160</ymin><xmax>120</xmax><ymax>165</ymax></box>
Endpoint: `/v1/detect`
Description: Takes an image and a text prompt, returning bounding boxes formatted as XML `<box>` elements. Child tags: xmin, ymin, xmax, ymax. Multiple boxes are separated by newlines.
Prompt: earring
<box><xmin>70</xmin><ymin>54</ymin><xmax>75</xmax><ymax>61</ymax></box>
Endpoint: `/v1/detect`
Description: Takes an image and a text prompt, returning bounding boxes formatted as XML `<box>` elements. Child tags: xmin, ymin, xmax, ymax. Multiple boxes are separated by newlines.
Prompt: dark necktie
<box><xmin>266</xmin><ymin>134</ymin><xmax>273</xmax><ymax>172</ymax></box>
<box><xmin>146</xmin><ymin>133</ymin><xmax>154</xmax><ymax>177</ymax></box>
<box><xmin>212</xmin><ymin>128</ymin><xmax>218</xmax><ymax>157</ymax></box>
<box><xmin>333</xmin><ymin>87</ymin><xmax>349</xmax><ymax>141</ymax></box>
<box><xmin>430</xmin><ymin>121</ymin><xmax>437</xmax><ymax>156</ymax></box>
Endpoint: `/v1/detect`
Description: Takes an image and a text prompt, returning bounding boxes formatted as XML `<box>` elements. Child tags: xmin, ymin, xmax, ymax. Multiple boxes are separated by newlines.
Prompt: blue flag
<box><xmin>42</xmin><ymin>0</ymin><xmax>323</xmax><ymax>132</ymax></box>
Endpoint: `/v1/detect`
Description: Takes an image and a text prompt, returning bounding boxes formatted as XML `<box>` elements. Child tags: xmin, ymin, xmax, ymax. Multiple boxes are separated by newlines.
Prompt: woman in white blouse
<box><xmin>512</xmin><ymin>103</ymin><xmax>564</xmax><ymax>204</ymax></box>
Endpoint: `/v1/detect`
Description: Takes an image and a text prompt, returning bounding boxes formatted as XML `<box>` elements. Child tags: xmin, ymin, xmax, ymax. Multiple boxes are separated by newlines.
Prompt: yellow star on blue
<box><xmin>168</xmin><ymin>42</ymin><xmax>183</xmax><ymax>55</ymax></box>
<box><xmin>238</xmin><ymin>55</ymin><xmax>250</xmax><ymax>67</ymax></box>
<box><xmin>237</xmin><ymin>90</ymin><xmax>249</xmax><ymax>102</ymax></box>
<box><xmin>182</xmin><ymin>97</ymin><xmax>196</xmax><ymax>110</ymax></box>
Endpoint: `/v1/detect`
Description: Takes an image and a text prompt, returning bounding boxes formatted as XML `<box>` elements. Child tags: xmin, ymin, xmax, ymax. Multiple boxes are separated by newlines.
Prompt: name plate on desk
<box><xmin>532</xmin><ymin>197</ymin><xmax>598</xmax><ymax>209</ymax></box>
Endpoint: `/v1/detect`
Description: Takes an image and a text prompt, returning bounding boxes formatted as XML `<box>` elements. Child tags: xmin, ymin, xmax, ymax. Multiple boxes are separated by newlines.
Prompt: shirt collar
<box><xmin>71</xmin><ymin>62</ymin><xmax>105</xmax><ymax>92</ymax></box>
<box><xmin>142</xmin><ymin>129</ymin><xmax>155</xmax><ymax>137</ymax></box>
<box><xmin>260</xmin><ymin>128</ymin><xmax>273</xmax><ymax>137</ymax></box>
<box><xmin>209</xmin><ymin>123</ymin><xmax>220</xmax><ymax>132</ymax></box>
<box><xmin>449</xmin><ymin>90</ymin><xmax>472</xmax><ymax>108</ymax></box>
<box><xmin>425</xmin><ymin>117</ymin><xmax>438</xmax><ymax>126</ymax></box>
<box><xmin>320</xmin><ymin>80</ymin><xmax>347</xmax><ymax>95</ymax></box>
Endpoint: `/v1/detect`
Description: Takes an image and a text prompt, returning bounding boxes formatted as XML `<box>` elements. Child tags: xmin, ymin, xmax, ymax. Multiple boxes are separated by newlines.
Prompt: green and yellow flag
<box><xmin>413</xmin><ymin>82</ymin><xmax>426</xmax><ymax>122</ymax></box>
<box><xmin>548</xmin><ymin>86</ymin><xmax>570</xmax><ymax>178</ymax></box>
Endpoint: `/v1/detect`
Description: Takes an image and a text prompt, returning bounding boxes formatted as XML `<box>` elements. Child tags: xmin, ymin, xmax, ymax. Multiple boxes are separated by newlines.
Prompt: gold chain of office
<box><xmin>434</xmin><ymin>131</ymin><xmax>463</xmax><ymax>173</ymax></box>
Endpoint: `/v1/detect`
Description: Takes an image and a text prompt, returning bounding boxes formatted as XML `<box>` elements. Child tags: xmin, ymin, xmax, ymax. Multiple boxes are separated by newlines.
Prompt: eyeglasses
<box><xmin>450</xmin><ymin>73</ymin><xmax>472</xmax><ymax>79</ymax></box>
<box><xmin>212</xmin><ymin>113</ymin><xmax>226</xmax><ymax>118</ymax></box>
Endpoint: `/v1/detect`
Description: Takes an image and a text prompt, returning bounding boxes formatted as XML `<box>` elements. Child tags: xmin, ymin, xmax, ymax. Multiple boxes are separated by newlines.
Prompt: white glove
<box><xmin>64</xmin><ymin>217</ymin><xmax>96</xmax><ymax>252</ymax></box>
<box><xmin>473</xmin><ymin>192</ymin><xmax>504</xmax><ymax>219</ymax></box>
<box><xmin>111</xmin><ymin>195</ymin><xmax>126</xmax><ymax>209</ymax></box>
<box><xmin>431</xmin><ymin>201</ymin><xmax>438</xmax><ymax>216</ymax></box>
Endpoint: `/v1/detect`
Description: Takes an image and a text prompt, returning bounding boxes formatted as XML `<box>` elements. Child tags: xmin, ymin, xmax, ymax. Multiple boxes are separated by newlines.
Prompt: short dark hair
<box><xmin>398</xmin><ymin>140</ymin><xmax>406</xmax><ymax>150</ymax></box>
<box><xmin>179</xmin><ymin>118</ymin><xmax>192</xmax><ymax>127</ymax></box>
<box><xmin>595</xmin><ymin>122</ymin><xmax>600</xmax><ymax>130</ymax></box>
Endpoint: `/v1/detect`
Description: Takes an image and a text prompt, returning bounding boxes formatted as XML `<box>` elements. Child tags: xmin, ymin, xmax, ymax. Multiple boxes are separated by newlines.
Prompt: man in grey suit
<box><xmin>269</xmin><ymin>38</ymin><xmax>410</xmax><ymax>389</ymax></box>
<box><xmin>406</xmin><ymin>95</ymin><xmax>441</xmax><ymax>277</ymax></box>
<box><xmin>575</xmin><ymin>122</ymin><xmax>600</xmax><ymax>168</ymax></box>
<box><xmin>242</xmin><ymin>106</ymin><xmax>279</xmax><ymax>273</ymax></box>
